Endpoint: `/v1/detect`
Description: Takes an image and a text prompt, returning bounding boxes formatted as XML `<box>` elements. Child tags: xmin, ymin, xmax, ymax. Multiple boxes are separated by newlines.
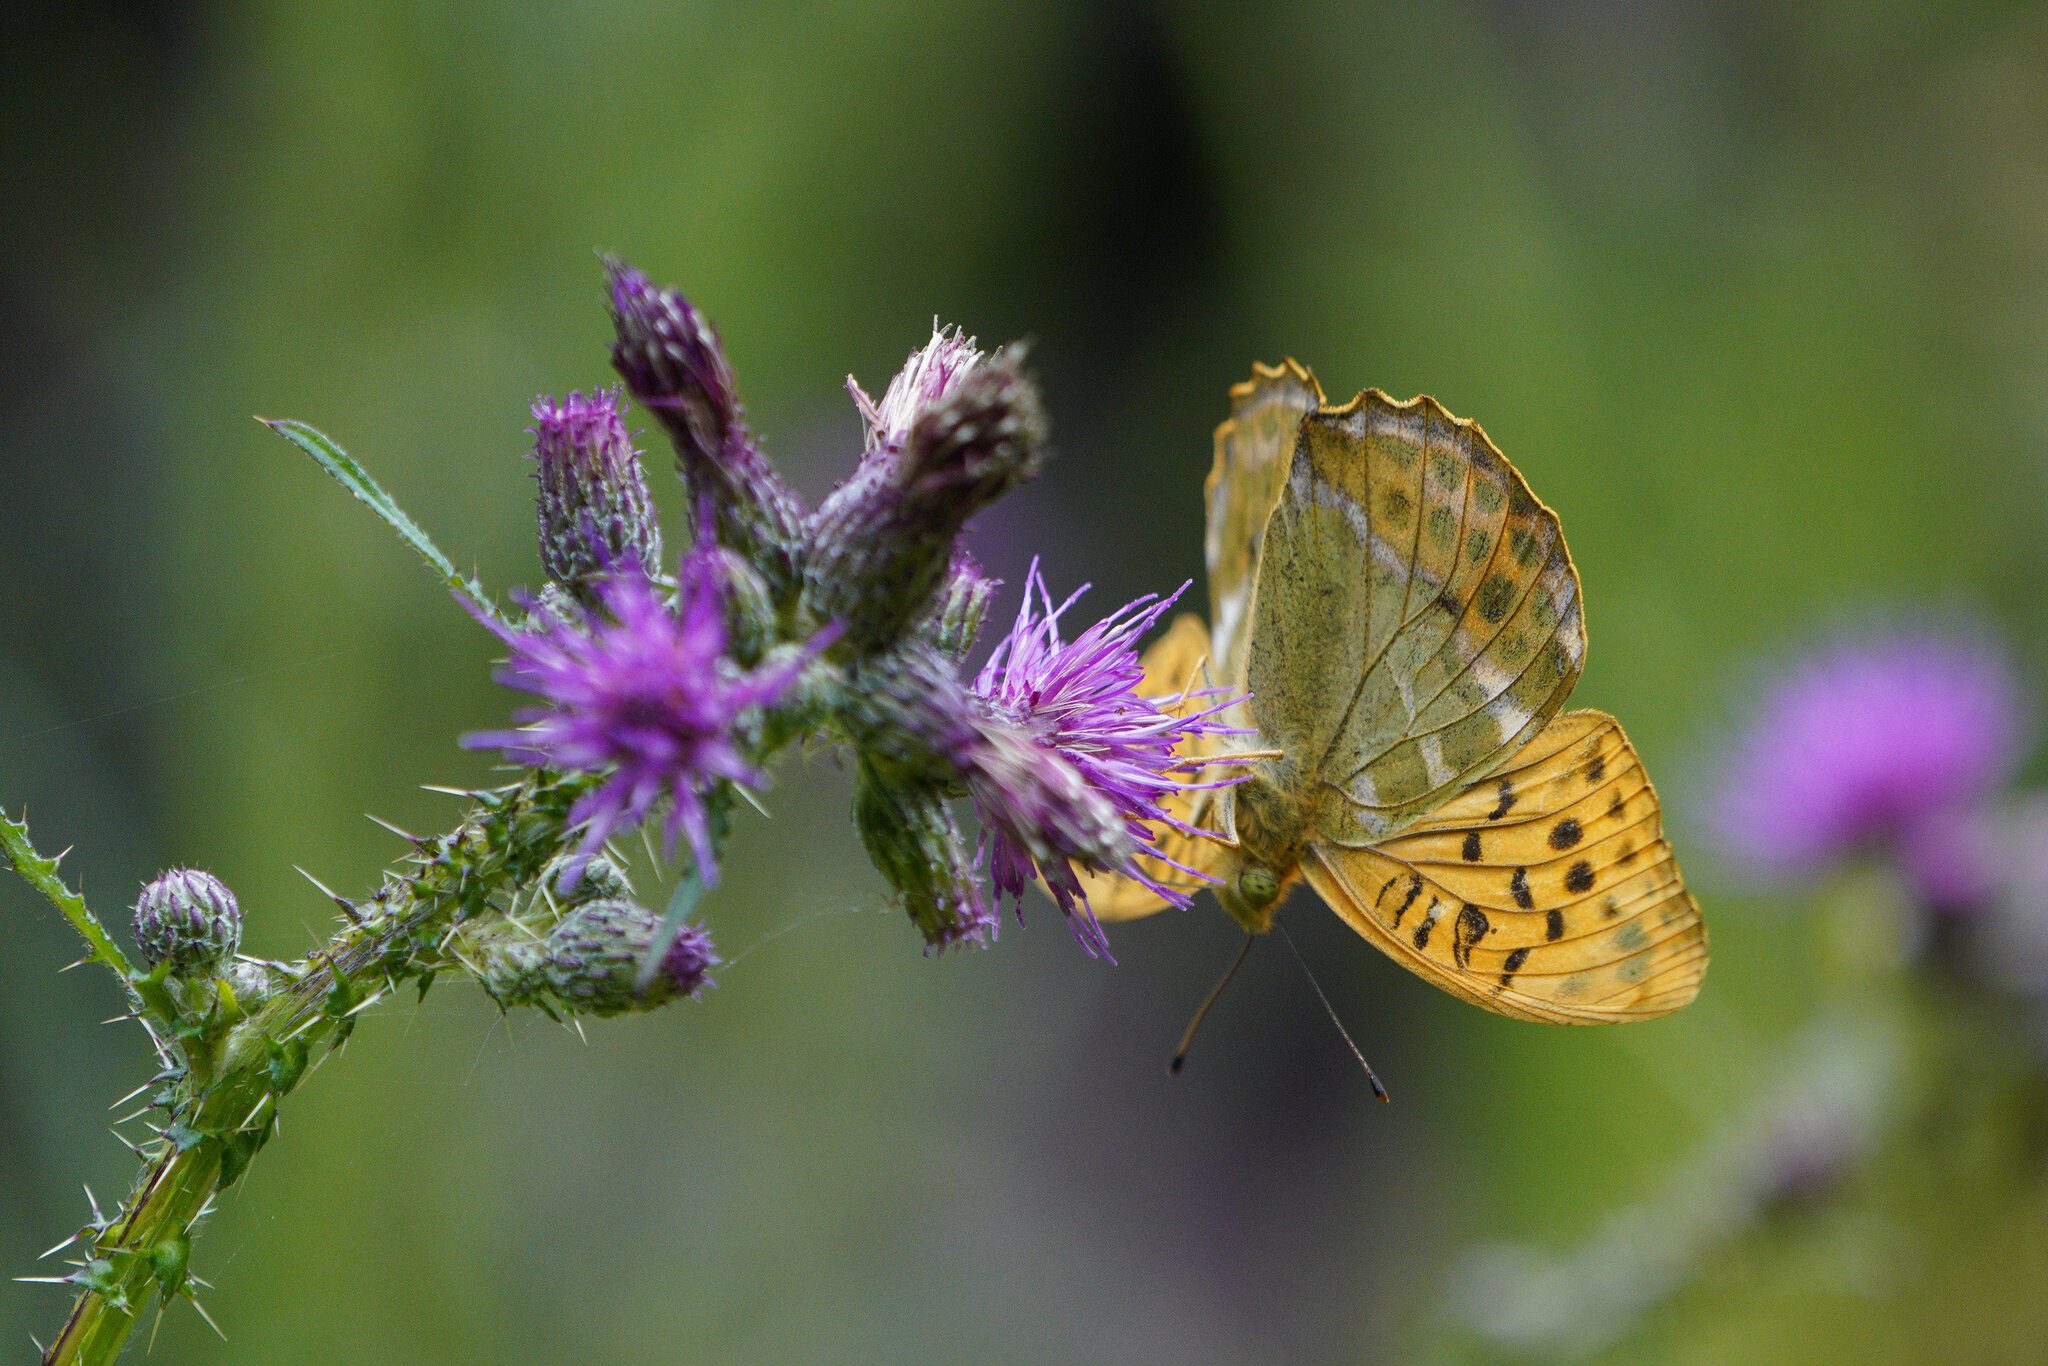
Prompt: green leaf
<box><xmin>148</xmin><ymin>1235</ymin><xmax>190</xmax><ymax>1297</ymax></box>
<box><xmin>164</xmin><ymin>1122</ymin><xmax>207</xmax><ymax>1153</ymax></box>
<box><xmin>265</xmin><ymin>1037</ymin><xmax>308</xmax><ymax>1093</ymax></box>
<box><xmin>264</xmin><ymin>419</ymin><xmax>504</xmax><ymax>621</ymax></box>
<box><xmin>217</xmin><ymin>1125</ymin><xmax>271</xmax><ymax>1190</ymax></box>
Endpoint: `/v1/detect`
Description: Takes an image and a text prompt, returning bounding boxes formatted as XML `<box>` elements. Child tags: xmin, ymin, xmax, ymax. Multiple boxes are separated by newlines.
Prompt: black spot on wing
<box><xmin>1548</xmin><ymin>818</ymin><xmax>1583</xmax><ymax>850</ymax></box>
<box><xmin>1498</xmin><ymin>946</ymin><xmax>1530</xmax><ymax>988</ymax></box>
<box><xmin>1461</xmin><ymin>831</ymin><xmax>1483</xmax><ymax>862</ymax></box>
<box><xmin>1565</xmin><ymin>861</ymin><xmax>1596</xmax><ymax>894</ymax></box>
<box><xmin>1510</xmin><ymin>868</ymin><xmax>1533</xmax><ymax>910</ymax></box>
<box><xmin>1390</xmin><ymin>874</ymin><xmax>1424</xmax><ymax>927</ymax></box>
<box><xmin>1608</xmin><ymin>790</ymin><xmax>1625</xmax><ymax>818</ymax></box>
<box><xmin>1585</xmin><ymin>750</ymin><xmax>1606</xmax><ymax>784</ymax></box>
<box><xmin>1488</xmin><ymin>779</ymin><xmax>1517</xmax><ymax>822</ymax></box>
<box><xmin>1453</xmin><ymin>904</ymin><xmax>1489</xmax><ymax>969</ymax></box>
<box><xmin>1545</xmin><ymin>908</ymin><xmax>1564</xmax><ymax>941</ymax></box>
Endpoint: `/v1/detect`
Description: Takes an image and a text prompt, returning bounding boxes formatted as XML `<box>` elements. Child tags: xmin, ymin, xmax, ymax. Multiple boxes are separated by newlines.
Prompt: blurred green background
<box><xmin>6</xmin><ymin>1</ymin><xmax>2048</xmax><ymax>1361</ymax></box>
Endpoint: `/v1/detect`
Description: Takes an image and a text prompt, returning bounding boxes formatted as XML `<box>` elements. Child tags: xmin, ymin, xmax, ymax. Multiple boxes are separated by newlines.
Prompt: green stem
<box><xmin>0</xmin><ymin>812</ymin><xmax>140</xmax><ymax>985</ymax></box>
<box><xmin>32</xmin><ymin>776</ymin><xmax>585</xmax><ymax>1366</ymax></box>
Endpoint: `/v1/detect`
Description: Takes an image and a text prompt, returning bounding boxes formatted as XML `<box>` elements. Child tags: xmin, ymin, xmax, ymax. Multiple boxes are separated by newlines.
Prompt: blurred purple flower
<box><xmin>966</xmin><ymin>563</ymin><xmax>1243</xmax><ymax>957</ymax></box>
<box><xmin>1711</xmin><ymin>621</ymin><xmax>2029</xmax><ymax>904</ymax></box>
<box><xmin>466</xmin><ymin>549</ymin><xmax>826</xmax><ymax>888</ymax></box>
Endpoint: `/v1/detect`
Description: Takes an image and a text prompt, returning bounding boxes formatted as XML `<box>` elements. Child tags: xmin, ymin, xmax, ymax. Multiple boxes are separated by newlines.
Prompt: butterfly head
<box><xmin>1218</xmin><ymin>861</ymin><xmax>1290</xmax><ymax>933</ymax></box>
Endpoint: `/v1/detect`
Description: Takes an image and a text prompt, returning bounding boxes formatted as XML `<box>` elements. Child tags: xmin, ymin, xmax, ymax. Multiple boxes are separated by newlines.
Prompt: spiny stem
<box><xmin>35</xmin><ymin>777</ymin><xmax>588</xmax><ymax>1366</ymax></box>
<box><xmin>0</xmin><ymin>811</ymin><xmax>140</xmax><ymax>987</ymax></box>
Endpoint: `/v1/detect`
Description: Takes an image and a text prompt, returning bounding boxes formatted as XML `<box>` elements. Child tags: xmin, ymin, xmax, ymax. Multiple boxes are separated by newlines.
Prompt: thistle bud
<box><xmin>133</xmin><ymin>869</ymin><xmax>242</xmax><ymax>974</ymax></box>
<box><xmin>852</xmin><ymin>763</ymin><xmax>996</xmax><ymax>953</ymax></box>
<box><xmin>921</xmin><ymin>550</ymin><xmax>998</xmax><ymax>659</ymax></box>
<box><xmin>605</xmin><ymin>260</ymin><xmax>805</xmax><ymax>586</ymax></box>
<box><xmin>538</xmin><ymin>899</ymin><xmax>716</xmax><ymax>1016</ymax></box>
<box><xmin>806</xmin><ymin>348</ymin><xmax>1046</xmax><ymax>651</ymax></box>
<box><xmin>529</xmin><ymin>389</ymin><xmax>662</xmax><ymax>594</ymax></box>
<box><xmin>850</xmin><ymin>323</ymin><xmax>986</xmax><ymax>458</ymax></box>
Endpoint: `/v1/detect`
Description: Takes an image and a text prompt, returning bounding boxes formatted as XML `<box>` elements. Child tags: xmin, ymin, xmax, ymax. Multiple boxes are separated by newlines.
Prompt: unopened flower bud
<box><xmin>605</xmin><ymin>260</ymin><xmax>804</xmax><ymax>586</ymax></box>
<box><xmin>807</xmin><ymin>347</ymin><xmax>1046</xmax><ymax>651</ymax></box>
<box><xmin>852</xmin><ymin>763</ymin><xmax>995</xmax><ymax>953</ymax></box>
<box><xmin>529</xmin><ymin>389</ymin><xmax>662</xmax><ymax>594</ymax></box>
<box><xmin>133</xmin><ymin>869</ymin><xmax>241</xmax><ymax>974</ymax></box>
<box><xmin>539</xmin><ymin>898</ymin><xmax>716</xmax><ymax>1016</ymax></box>
<box><xmin>921</xmin><ymin>550</ymin><xmax>998</xmax><ymax>659</ymax></box>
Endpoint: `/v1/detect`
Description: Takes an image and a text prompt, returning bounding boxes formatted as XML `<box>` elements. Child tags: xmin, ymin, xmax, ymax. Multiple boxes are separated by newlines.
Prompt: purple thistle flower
<box><xmin>966</xmin><ymin>563</ymin><xmax>1244</xmax><ymax>957</ymax></box>
<box><xmin>465</xmin><ymin>548</ymin><xmax>826</xmax><ymax>888</ymax></box>
<box><xmin>848</xmin><ymin>323</ymin><xmax>986</xmax><ymax>456</ymax></box>
<box><xmin>528</xmin><ymin>388</ymin><xmax>662</xmax><ymax>589</ymax></box>
<box><xmin>1710</xmin><ymin>619</ymin><xmax>2030</xmax><ymax>905</ymax></box>
<box><xmin>809</xmin><ymin>341</ymin><xmax>1045</xmax><ymax>651</ymax></box>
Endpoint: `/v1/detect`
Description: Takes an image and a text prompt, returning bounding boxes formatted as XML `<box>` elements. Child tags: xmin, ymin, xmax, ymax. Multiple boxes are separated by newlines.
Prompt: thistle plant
<box><xmin>2</xmin><ymin>262</ymin><xmax>1238</xmax><ymax>1364</ymax></box>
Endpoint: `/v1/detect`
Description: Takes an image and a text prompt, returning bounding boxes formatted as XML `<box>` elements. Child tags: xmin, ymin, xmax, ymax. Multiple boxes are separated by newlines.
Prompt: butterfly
<box><xmin>1083</xmin><ymin>361</ymin><xmax>1707</xmax><ymax>1025</ymax></box>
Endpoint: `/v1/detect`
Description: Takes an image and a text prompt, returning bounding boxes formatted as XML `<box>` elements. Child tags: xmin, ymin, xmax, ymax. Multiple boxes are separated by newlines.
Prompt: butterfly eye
<box><xmin>1238</xmin><ymin>867</ymin><xmax>1282</xmax><ymax>908</ymax></box>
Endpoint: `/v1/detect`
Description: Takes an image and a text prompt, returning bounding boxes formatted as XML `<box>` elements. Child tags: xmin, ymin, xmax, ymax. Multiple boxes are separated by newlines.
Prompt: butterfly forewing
<box><xmin>1243</xmin><ymin>392</ymin><xmax>1586</xmax><ymax>846</ymax></box>
<box><xmin>1204</xmin><ymin>360</ymin><xmax>1324</xmax><ymax>692</ymax></box>
<box><xmin>1304</xmin><ymin>711</ymin><xmax>1706</xmax><ymax>1022</ymax></box>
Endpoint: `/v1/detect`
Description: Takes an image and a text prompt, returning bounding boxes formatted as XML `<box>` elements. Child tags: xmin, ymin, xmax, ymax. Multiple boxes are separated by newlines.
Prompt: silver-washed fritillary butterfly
<box><xmin>1084</xmin><ymin>361</ymin><xmax>1708</xmax><ymax>1026</ymax></box>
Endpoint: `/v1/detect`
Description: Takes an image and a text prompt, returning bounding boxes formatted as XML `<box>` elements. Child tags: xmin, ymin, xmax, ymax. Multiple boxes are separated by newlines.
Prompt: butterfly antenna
<box><xmin>1169</xmin><ymin>932</ymin><xmax>1256</xmax><ymax>1076</ymax></box>
<box><xmin>1276</xmin><ymin>921</ymin><xmax>1390</xmax><ymax>1102</ymax></box>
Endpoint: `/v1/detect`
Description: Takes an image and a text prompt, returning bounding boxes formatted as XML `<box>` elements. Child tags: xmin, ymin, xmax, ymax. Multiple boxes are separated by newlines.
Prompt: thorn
<box><xmin>189</xmin><ymin>1297</ymin><xmax>227</xmax><ymax>1341</ymax></box>
<box><xmin>419</xmin><ymin>784</ymin><xmax>473</xmax><ymax>799</ymax></box>
<box><xmin>84</xmin><ymin>1185</ymin><xmax>104</xmax><ymax>1224</ymax></box>
<box><xmin>112</xmin><ymin>1106</ymin><xmax>154</xmax><ymax>1127</ymax></box>
<box><xmin>571</xmin><ymin>1018</ymin><xmax>588</xmax><ymax>1046</ymax></box>
<box><xmin>108</xmin><ymin>1079</ymin><xmax>156</xmax><ymax>1111</ymax></box>
<box><xmin>59</xmin><ymin>956</ymin><xmax>93</xmax><ymax>974</ymax></box>
<box><xmin>111</xmin><ymin>1130</ymin><xmax>145</xmax><ymax>1158</ymax></box>
<box><xmin>733</xmin><ymin>785</ymin><xmax>771</xmax><ymax>818</ymax></box>
<box><xmin>53</xmin><ymin>845</ymin><xmax>72</xmax><ymax>866</ymax></box>
<box><xmin>293</xmin><ymin>866</ymin><xmax>362</xmax><ymax>920</ymax></box>
<box><xmin>365</xmin><ymin>813</ymin><xmax>425</xmax><ymax>846</ymax></box>
<box><xmin>338</xmin><ymin>992</ymin><xmax>384</xmax><ymax>1019</ymax></box>
<box><xmin>16</xmin><ymin>1275</ymin><xmax>75</xmax><ymax>1284</ymax></box>
<box><xmin>38</xmin><ymin>1233</ymin><xmax>79</xmax><ymax>1261</ymax></box>
<box><xmin>149</xmin><ymin>1303</ymin><xmax>167</xmax><ymax>1353</ymax></box>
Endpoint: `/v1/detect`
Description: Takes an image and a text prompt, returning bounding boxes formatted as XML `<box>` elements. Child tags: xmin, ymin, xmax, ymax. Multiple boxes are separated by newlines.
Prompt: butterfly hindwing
<box><xmin>1244</xmin><ymin>392</ymin><xmax>1586</xmax><ymax>846</ymax></box>
<box><xmin>1080</xmin><ymin>612</ymin><xmax>1240</xmax><ymax>923</ymax></box>
<box><xmin>1304</xmin><ymin>711</ymin><xmax>1706</xmax><ymax>1023</ymax></box>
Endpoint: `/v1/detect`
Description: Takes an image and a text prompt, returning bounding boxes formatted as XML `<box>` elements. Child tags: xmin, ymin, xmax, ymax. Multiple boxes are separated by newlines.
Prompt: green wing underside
<box><xmin>1238</xmin><ymin>392</ymin><xmax>1587</xmax><ymax>847</ymax></box>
